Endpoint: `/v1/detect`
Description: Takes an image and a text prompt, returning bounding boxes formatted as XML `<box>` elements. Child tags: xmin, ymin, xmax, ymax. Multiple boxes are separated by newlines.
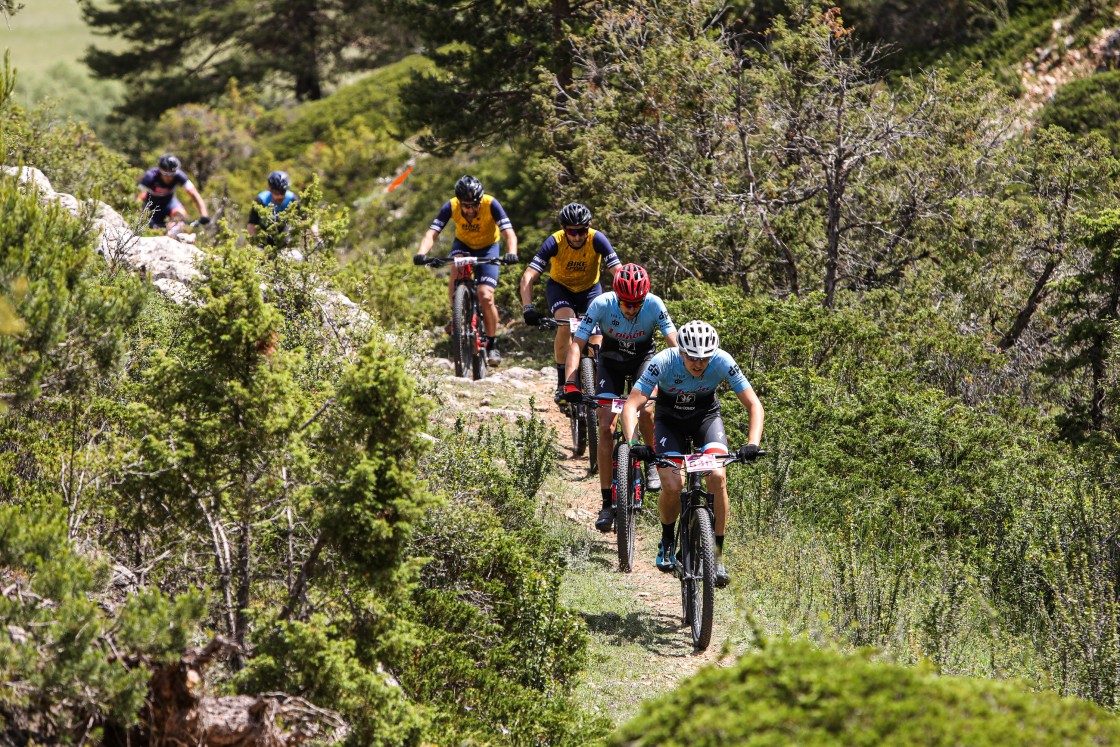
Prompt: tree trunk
<box><xmin>998</xmin><ymin>256</ymin><xmax>1058</xmax><ymax>351</ymax></box>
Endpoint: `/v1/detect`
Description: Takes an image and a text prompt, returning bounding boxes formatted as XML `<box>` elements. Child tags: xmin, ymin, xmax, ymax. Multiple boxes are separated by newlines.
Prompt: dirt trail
<box><xmin>436</xmin><ymin>358</ymin><xmax>743</xmax><ymax>710</ymax></box>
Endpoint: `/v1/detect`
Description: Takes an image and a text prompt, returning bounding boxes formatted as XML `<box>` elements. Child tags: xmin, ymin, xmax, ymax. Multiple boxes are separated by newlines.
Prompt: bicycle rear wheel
<box><xmin>613</xmin><ymin>443</ymin><xmax>636</xmax><ymax>572</ymax></box>
<box><xmin>679</xmin><ymin>507</ymin><xmax>716</xmax><ymax>650</ymax></box>
<box><xmin>452</xmin><ymin>285</ymin><xmax>470</xmax><ymax>378</ymax></box>
<box><xmin>580</xmin><ymin>356</ymin><xmax>599</xmax><ymax>474</ymax></box>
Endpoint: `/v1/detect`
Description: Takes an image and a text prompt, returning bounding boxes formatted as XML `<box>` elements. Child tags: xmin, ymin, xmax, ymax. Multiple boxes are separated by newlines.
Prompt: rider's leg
<box><xmin>477</xmin><ymin>285</ymin><xmax>498</xmax><ymax>338</ymax></box>
<box><xmin>637</xmin><ymin>406</ymin><xmax>656</xmax><ymax>451</ymax></box>
<box><xmin>705</xmin><ymin>468</ymin><xmax>729</xmax><ymax>536</ymax></box>
<box><xmin>599</xmin><ymin>408</ymin><xmax>616</xmax><ymax>491</ymax></box>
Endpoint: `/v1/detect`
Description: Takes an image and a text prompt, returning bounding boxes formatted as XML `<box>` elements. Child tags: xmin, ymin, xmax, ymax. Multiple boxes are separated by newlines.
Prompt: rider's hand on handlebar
<box><xmin>737</xmin><ymin>443</ymin><xmax>761</xmax><ymax>461</ymax></box>
<box><xmin>523</xmin><ymin>305</ymin><xmax>544</xmax><ymax>326</ymax></box>
<box><xmin>198</xmin><ymin>216</ymin><xmax>211</xmax><ymax>225</ymax></box>
<box><xmin>503</xmin><ymin>252</ymin><xmax>519</xmax><ymax>264</ymax></box>
<box><xmin>562</xmin><ymin>383</ymin><xmax>582</xmax><ymax>403</ymax></box>
<box><xmin>629</xmin><ymin>443</ymin><xmax>655</xmax><ymax>461</ymax></box>
<box><xmin>413</xmin><ymin>253</ymin><xmax>427</xmax><ymax>266</ymax></box>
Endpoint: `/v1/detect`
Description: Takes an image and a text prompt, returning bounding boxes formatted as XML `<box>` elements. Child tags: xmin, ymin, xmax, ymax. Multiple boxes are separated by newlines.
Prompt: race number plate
<box><xmin>684</xmin><ymin>453</ymin><xmax>720</xmax><ymax>473</ymax></box>
<box><xmin>611</xmin><ymin>398</ymin><xmax>626</xmax><ymax>413</ymax></box>
<box><xmin>568</xmin><ymin>317</ymin><xmax>582</xmax><ymax>332</ymax></box>
<box><xmin>453</xmin><ymin>256</ymin><xmax>474</xmax><ymax>267</ymax></box>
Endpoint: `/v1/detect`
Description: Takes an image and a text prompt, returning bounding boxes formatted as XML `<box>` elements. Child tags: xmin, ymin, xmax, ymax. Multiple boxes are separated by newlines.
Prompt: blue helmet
<box><xmin>454</xmin><ymin>175</ymin><xmax>484</xmax><ymax>202</ymax></box>
<box><xmin>158</xmin><ymin>154</ymin><xmax>181</xmax><ymax>172</ymax></box>
<box><xmin>267</xmin><ymin>170</ymin><xmax>290</xmax><ymax>191</ymax></box>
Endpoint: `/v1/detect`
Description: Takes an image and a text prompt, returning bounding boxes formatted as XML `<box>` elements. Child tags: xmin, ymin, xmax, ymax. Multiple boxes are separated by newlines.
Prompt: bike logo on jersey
<box><xmin>728</xmin><ymin>365</ymin><xmax>742</xmax><ymax>378</ymax></box>
<box><xmin>565</xmin><ymin>261</ymin><xmax>588</xmax><ymax>272</ymax></box>
<box><xmin>674</xmin><ymin>392</ymin><xmax>696</xmax><ymax>407</ymax></box>
<box><xmin>647</xmin><ymin>363</ymin><xmax>660</xmax><ymax>377</ymax></box>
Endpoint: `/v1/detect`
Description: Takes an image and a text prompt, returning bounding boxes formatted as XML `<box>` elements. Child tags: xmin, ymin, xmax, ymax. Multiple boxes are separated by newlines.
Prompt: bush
<box><xmin>610</xmin><ymin>637</ymin><xmax>1120</xmax><ymax>746</ymax></box>
<box><xmin>1040</xmin><ymin>71</ymin><xmax>1120</xmax><ymax>155</ymax></box>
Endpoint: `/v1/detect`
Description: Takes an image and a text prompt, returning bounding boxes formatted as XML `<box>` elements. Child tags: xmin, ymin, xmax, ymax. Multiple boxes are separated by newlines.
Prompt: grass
<box><xmin>0</xmin><ymin>0</ymin><xmax>123</xmax><ymax>126</ymax></box>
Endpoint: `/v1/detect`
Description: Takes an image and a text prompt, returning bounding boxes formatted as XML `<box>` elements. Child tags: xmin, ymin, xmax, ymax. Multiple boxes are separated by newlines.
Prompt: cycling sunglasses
<box><xmin>564</xmin><ymin>226</ymin><xmax>589</xmax><ymax>237</ymax></box>
<box><xmin>460</xmin><ymin>200</ymin><xmax>481</xmax><ymax>209</ymax></box>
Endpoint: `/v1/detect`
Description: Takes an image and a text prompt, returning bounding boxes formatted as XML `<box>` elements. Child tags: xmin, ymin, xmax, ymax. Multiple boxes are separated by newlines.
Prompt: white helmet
<box><xmin>677</xmin><ymin>320</ymin><xmax>720</xmax><ymax>358</ymax></box>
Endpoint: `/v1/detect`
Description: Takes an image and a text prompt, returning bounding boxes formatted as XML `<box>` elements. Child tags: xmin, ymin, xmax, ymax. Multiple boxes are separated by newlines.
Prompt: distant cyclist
<box><xmin>414</xmin><ymin>175</ymin><xmax>518</xmax><ymax>366</ymax></box>
<box><xmin>248</xmin><ymin>170</ymin><xmax>300</xmax><ymax>243</ymax></box>
<box><xmin>137</xmin><ymin>154</ymin><xmax>210</xmax><ymax>231</ymax></box>
<box><xmin>520</xmin><ymin>202</ymin><xmax>621</xmax><ymax>402</ymax></box>
<box><xmin>561</xmin><ymin>263</ymin><xmax>677</xmax><ymax>533</ymax></box>
<box><xmin>620</xmin><ymin>320</ymin><xmax>764</xmax><ymax>588</ymax></box>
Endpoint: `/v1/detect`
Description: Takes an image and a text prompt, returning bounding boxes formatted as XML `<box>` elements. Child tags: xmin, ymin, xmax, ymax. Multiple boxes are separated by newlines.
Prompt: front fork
<box><xmin>674</xmin><ymin>488</ymin><xmax>715</xmax><ymax>578</ymax></box>
<box><xmin>611</xmin><ymin>437</ymin><xmax>644</xmax><ymax>510</ymax></box>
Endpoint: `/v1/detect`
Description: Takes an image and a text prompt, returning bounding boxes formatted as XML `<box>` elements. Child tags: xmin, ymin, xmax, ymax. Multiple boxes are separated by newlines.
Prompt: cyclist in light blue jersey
<box><xmin>561</xmin><ymin>264</ymin><xmax>677</xmax><ymax>532</ymax></box>
<box><xmin>620</xmin><ymin>320</ymin><xmax>764</xmax><ymax>588</ymax></box>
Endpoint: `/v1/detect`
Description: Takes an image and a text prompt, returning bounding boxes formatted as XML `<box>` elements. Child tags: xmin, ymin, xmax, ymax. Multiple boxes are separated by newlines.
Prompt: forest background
<box><xmin>8</xmin><ymin>0</ymin><xmax>1120</xmax><ymax>743</ymax></box>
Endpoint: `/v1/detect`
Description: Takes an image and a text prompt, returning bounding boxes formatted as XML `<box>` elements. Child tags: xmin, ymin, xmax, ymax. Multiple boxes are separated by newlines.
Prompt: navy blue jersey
<box><xmin>139</xmin><ymin>167</ymin><xmax>191</xmax><ymax>207</ymax></box>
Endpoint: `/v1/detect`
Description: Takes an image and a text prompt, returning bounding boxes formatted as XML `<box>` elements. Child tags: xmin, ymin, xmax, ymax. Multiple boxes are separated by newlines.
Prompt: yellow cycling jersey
<box><xmin>451</xmin><ymin>194</ymin><xmax>502</xmax><ymax>250</ymax></box>
<box><xmin>545</xmin><ymin>228</ymin><xmax>607</xmax><ymax>292</ymax></box>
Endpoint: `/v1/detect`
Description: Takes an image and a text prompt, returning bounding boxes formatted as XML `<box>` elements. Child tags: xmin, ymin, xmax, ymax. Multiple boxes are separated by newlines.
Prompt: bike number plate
<box><xmin>453</xmin><ymin>256</ymin><xmax>474</xmax><ymax>268</ymax></box>
<box><xmin>611</xmin><ymin>398</ymin><xmax>625</xmax><ymax>413</ymax></box>
<box><xmin>684</xmin><ymin>454</ymin><xmax>720</xmax><ymax>473</ymax></box>
<box><xmin>568</xmin><ymin>317</ymin><xmax>582</xmax><ymax>333</ymax></box>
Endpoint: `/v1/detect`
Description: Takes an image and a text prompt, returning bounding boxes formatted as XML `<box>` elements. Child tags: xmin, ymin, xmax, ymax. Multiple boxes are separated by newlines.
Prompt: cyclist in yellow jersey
<box><xmin>520</xmin><ymin>202</ymin><xmax>622</xmax><ymax>402</ymax></box>
<box><xmin>414</xmin><ymin>176</ymin><xmax>518</xmax><ymax>365</ymax></box>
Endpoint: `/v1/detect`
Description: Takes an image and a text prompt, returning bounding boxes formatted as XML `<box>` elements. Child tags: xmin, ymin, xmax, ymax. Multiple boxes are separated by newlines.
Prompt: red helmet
<box><xmin>614</xmin><ymin>263</ymin><xmax>650</xmax><ymax>304</ymax></box>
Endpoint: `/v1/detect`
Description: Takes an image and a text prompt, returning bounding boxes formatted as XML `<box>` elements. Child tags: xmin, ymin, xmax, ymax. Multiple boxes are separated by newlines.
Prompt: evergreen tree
<box><xmin>81</xmin><ymin>0</ymin><xmax>411</xmax><ymax>122</ymax></box>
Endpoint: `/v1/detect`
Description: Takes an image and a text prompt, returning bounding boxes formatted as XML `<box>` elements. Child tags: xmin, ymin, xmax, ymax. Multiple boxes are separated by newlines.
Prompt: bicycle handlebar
<box><xmin>422</xmin><ymin>256</ymin><xmax>519</xmax><ymax>268</ymax></box>
<box><xmin>538</xmin><ymin>316</ymin><xmax>582</xmax><ymax>331</ymax></box>
<box><xmin>635</xmin><ymin>450</ymin><xmax>768</xmax><ymax>468</ymax></box>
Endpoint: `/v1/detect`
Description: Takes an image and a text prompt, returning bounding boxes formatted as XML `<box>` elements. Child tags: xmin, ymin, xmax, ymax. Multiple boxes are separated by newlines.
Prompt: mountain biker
<box><xmin>137</xmin><ymin>154</ymin><xmax>210</xmax><ymax>231</ymax></box>
<box><xmin>413</xmin><ymin>175</ymin><xmax>519</xmax><ymax>366</ymax></box>
<box><xmin>620</xmin><ymin>320</ymin><xmax>764</xmax><ymax>588</ymax></box>
<box><xmin>519</xmin><ymin>202</ymin><xmax>621</xmax><ymax>401</ymax></box>
<box><xmin>248</xmin><ymin>170</ymin><xmax>300</xmax><ymax>243</ymax></box>
<box><xmin>560</xmin><ymin>263</ymin><xmax>677</xmax><ymax>533</ymax></box>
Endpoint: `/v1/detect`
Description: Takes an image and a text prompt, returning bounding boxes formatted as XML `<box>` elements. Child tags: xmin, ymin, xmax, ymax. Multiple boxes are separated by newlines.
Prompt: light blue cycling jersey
<box><xmin>574</xmin><ymin>292</ymin><xmax>675</xmax><ymax>361</ymax></box>
<box><xmin>635</xmin><ymin>348</ymin><xmax>751</xmax><ymax>416</ymax></box>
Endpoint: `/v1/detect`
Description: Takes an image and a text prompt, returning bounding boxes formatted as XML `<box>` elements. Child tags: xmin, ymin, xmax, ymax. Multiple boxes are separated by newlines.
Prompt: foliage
<box><xmin>610</xmin><ymin>637</ymin><xmax>1120</xmax><ymax>746</ymax></box>
<box><xmin>81</xmin><ymin>0</ymin><xmax>414</xmax><ymax>122</ymax></box>
<box><xmin>1040</xmin><ymin>70</ymin><xmax>1120</xmax><ymax>156</ymax></box>
<box><xmin>0</xmin><ymin>506</ymin><xmax>203</xmax><ymax>744</ymax></box>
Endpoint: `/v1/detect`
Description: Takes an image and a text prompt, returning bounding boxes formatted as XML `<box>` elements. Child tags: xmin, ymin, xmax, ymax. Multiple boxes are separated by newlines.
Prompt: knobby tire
<box><xmin>580</xmin><ymin>356</ymin><xmax>599</xmax><ymax>474</ymax></box>
<box><xmin>614</xmin><ymin>443</ymin><xmax>636</xmax><ymax>573</ymax></box>
<box><xmin>471</xmin><ymin>295</ymin><xmax>488</xmax><ymax>381</ymax></box>
<box><xmin>452</xmin><ymin>285</ymin><xmax>471</xmax><ymax>378</ymax></box>
<box><xmin>686</xmin><ymin>508</ymin><xmax>717</xmax><ymax>650</ymax></box>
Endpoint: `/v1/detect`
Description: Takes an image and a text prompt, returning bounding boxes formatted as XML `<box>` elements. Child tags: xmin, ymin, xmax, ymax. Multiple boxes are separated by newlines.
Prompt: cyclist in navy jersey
<box><xmin>137</xmin><ymin>154</ymin><xmax>210</xmax><ymax>230</ymax></box>
<box><xmin>561</xmin><ymin>264</ymin><xmax>677</xmax><ymax>532</ymax></box>
<box><xmin>413</xmin><ymin>175</ymin><xmax>518</xmax><ymax>365</ymax></box>
<box><xmin>248</xmin><ymin>170</ymin><xmax>300</xmax><ymax>244</ymax></box>
<box><xmin>520</xmin><ymin>202</ymin><xmax>621</xmax><ymax>402</ymax></box>
<box><xmin>620</xmin><ymin>320</ymin><xmax>764</xmax><ymax>587</ymax></box>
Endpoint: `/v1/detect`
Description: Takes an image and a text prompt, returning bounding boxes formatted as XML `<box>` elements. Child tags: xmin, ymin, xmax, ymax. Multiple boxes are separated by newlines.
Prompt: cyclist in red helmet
<box><xmin>562</xmin><ymin>263</ymin><xmax>678</xmax><ymax>532</ymax></box>
<box><xmin>520</xmin><ymin>202</ymin><xmax>622</xmax><ymax>400</ymax></box>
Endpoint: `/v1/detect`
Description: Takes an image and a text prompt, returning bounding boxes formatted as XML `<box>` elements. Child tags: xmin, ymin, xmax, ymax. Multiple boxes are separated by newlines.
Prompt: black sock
<box><xmin>662</xmin><ymin>522</ymin><xmax>675</xmax><ymax>545</ymax></box>
<box><xmin>716</xmin><ymin>535</ymin><xmax>725</xmax><ymax>553</ymax></box>
<box><xmin>556</xmin><ymin>363</ymin><xmax>566</xmax><ymax>388</ymax></box>
<box><xmin>488</xmin><ymin>336</ymin><xmax>498</xmax><ymax>350</ymax></box>
<box><xmin>601</xmin><ymin>488</ymin><xmax>612</xmax><ymax>509</ymax></box>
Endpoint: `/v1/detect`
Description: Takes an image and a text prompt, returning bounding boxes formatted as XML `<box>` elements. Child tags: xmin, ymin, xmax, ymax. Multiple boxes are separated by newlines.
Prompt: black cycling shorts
<box><xmin>596</xmin><ymin>348</ymin><xmax>655</xmax><ymax>397</ymax></box>
<box><xmin>545</xmin><ymin>279</ymin><xmax>602</xmax><ymax>315</ymax></box>
<box><xmin>653</xmin><ymin>409</ymin><xmax>729</xmax><ymax>455</ymax></box>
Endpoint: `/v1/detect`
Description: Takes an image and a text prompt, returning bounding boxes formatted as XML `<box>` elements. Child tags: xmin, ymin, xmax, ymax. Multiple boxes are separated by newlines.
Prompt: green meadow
<box><xmin>0</xmin><ymin>0</ymin><xmax>122</xmax><ymax>125</ymax></box>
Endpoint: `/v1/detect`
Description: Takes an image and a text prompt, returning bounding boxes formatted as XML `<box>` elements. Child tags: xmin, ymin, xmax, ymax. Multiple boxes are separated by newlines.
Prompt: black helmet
<box><xmin>454</xmin><ymin>175</ymin><xmax>484</xmax><ymax>202</ymax></box>
<box><xmin>158</xmin><ymin>154</ymin><xmax>181</xmax><ymax>172</ymax></box>
<box><xmin>558</xmin><ymin>202</ymin><xmax>591</xmax><ymax>227</ymax></box>
<box><xmin>267</xmin><ymin>170</ymin><xmax>290</xmax><ymax>191</ymax></box>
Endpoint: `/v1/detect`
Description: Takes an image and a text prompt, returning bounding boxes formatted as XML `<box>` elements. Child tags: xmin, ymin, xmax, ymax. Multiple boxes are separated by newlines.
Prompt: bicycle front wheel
<box><xmin>470</xmin><ymin>297</ymin><xmax>488</xmax><ymax>381</ymax></box>
<box><xmin>614</xmin><ymin>443</ymin><xmax>636</xmax><ymax>572</ymax></box>
<box><xmin>580</xmin><ymin>356</ymin><xmax>599</xmax><ymax>474</ymax></box>
<box><xmin>682</xmin><ymin>508</ymin><xmax>716</xmax><ymax>650</ymax></box>
<box><xmin>451</xmin><ymin>285</ymin><xmax>470</xmax><ymax>378</ymax></box>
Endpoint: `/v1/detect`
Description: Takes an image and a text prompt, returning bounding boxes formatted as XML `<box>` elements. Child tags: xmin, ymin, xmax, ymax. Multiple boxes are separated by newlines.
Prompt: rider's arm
<box><xmin>184</xmin><ymin>184</ymin><xmax>209</xmax><ymax>219</ymax></box>
<box><xmin>735</xmin><ymin>386</ymin><xmax>765</xmax><ymax>446</ymax></box>
<box><xmin>519</xmin><ymin>266</ymin><xmax>540</xmax><ymax>307</ymax></box>
<box><xmin>501</xmin><ymin>226</ymin><xmax>518</xmax><ymax>258</ymax></box>
<box><xmin>664</xmin><ymin>331</ymin><xmax>679</xmax><ymax>348</ymax></box>
<box><xmin>621</xmin><ymin>387</ymin><xmax>651</xmax><ymax>443</ymax></box>
<box><xmin>417</xmin><ymin>228</ymin><xmax>440</xmax><ymax>257</ymax></box>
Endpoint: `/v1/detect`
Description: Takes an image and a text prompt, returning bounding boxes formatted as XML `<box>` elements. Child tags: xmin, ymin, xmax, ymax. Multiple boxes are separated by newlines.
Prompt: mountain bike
<box><xmin>539</xmin><ymin>316</ymin><xmax>599</xmax><ymax>473</ymax></box>
<box><xmin>639</xmin><ymin>446</ymin><xmax>765</xmax><ymax>650</ymax></box>
<box><xmin>584</xmin><ymin>390</ymin><xmax>651</xmax><ymax>573</ymax></box>
<box><xmin>423</xmin><ymin>256</ymin><xmax>516</xmax><ymax>381</ymax></box>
